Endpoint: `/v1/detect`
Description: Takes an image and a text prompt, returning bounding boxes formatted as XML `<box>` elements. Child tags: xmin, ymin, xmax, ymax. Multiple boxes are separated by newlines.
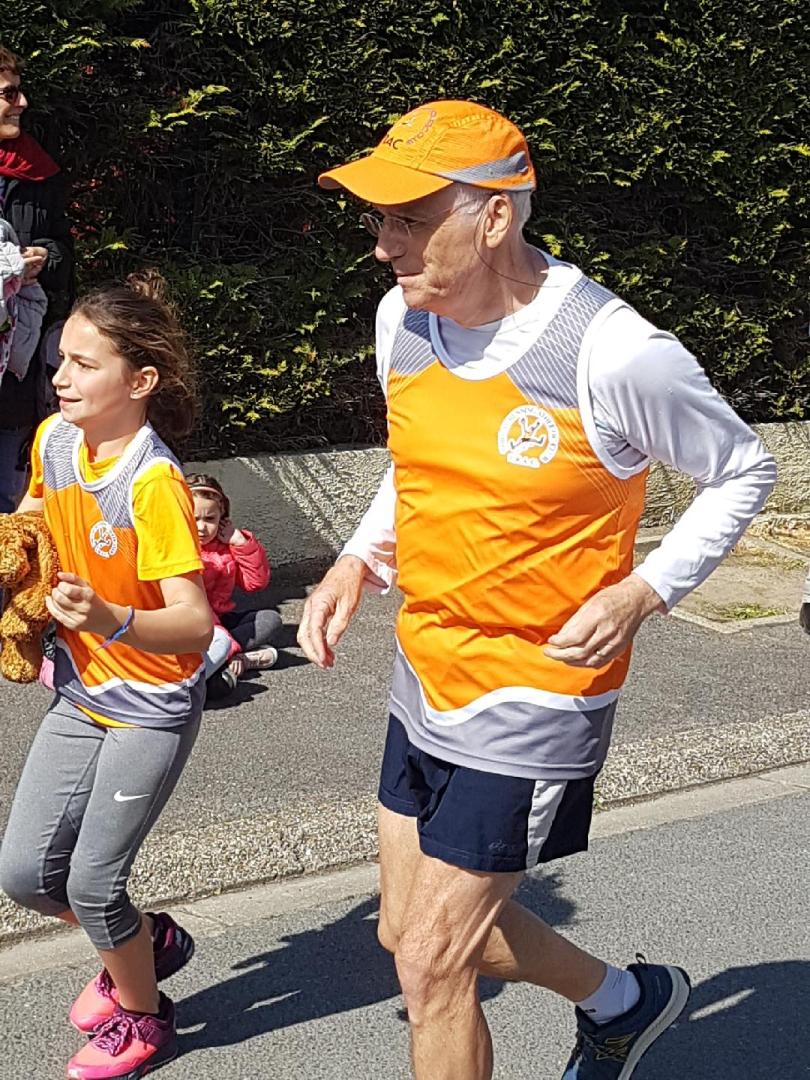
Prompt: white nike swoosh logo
<box><xmin>113</xmin><ymin>790</ymin><xmax>151</xmax><ymax>802</ymax></box>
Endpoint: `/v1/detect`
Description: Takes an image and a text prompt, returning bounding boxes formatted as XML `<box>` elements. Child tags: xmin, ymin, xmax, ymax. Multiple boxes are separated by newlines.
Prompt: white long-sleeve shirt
<box><xmin>342</xmin><ymin>253</ymin><xmax>777</xmax><ymax>610</ymax></box>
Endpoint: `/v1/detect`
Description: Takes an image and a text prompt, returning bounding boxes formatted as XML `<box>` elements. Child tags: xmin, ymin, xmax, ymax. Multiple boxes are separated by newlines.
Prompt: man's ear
<box><xmin>131</xmin><ymin>366</ymin><xmax>159</xmax><ymax>400</ymax></box>
<box><xmin>482</xmin><ymin>193</ymin><xmax>513</xmax><ymax>249</ymax></box>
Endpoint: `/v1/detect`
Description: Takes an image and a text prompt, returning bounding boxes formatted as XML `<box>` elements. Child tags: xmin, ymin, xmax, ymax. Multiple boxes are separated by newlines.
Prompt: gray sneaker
<box><xmin>241</xmin><ymin>646</ymin><xmax>278</xmax><ymax>671</ymax></box>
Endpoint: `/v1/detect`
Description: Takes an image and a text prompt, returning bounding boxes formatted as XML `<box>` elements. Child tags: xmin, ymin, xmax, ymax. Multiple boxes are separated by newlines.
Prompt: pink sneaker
<box><xmin>39</xmin><ymin>656</ymin><xmax>55</xmax><ymax>690</ymax></box>
<box><xmin>69</xmin><ymin>969</ymin><xmax>119</xmax><ymax>1036</ymax></box>
<box><xmin>69</xmin><ymin>913</ymin><xmax>194</xmax><ymax>1034</ymax></box>
<box><xmin>66</xmin><ymin>994</ymin><xmax>177</xmax><ymax>1079</ymax></box>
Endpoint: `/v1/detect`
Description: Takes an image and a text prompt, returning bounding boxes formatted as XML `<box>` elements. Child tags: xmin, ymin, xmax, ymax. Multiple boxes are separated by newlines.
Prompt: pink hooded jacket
<box><xmin>200</xmin><ymin>531</ymin><xmax>271</xmax><ymax>620</ymax></box>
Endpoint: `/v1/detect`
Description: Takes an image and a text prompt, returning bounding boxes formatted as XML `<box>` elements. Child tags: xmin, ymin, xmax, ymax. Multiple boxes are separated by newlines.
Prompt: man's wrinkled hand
<box><xmin>297</xmin><ymin>556</ymin><xmax>367</xmax><ymax>669</ymax></box>
<box><xmin>544</xmin><ymin>574</ymin><xmax>665</xmax><ymax>668</ymax></box>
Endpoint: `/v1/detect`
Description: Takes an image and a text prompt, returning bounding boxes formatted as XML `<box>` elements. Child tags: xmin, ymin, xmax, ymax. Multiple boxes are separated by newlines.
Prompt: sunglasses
<box><xmin>0</xmin><ymin>86</ymin><xmax>24</xmax><ymax>105</ymax></box>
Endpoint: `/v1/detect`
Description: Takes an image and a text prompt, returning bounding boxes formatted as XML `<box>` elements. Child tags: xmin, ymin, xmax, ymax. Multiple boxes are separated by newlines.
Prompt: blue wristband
<box><xmin>96</xmin><ymin>606</ymin><xmax>135</xmax><ymax>651</ymax></box>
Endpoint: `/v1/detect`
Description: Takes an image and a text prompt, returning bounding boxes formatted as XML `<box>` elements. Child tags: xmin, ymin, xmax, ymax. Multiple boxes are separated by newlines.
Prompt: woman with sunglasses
<box><xmin>0</xmin><ymin>44</ymin><xmax>74</xmax><ymax>513</ymax></box>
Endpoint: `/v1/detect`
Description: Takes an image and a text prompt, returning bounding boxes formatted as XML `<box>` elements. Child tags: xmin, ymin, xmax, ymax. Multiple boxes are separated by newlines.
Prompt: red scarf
<box><xmin>0</xmin><ymin>132</ymin><xmax>59</xmax><ymax>182</ymax></box>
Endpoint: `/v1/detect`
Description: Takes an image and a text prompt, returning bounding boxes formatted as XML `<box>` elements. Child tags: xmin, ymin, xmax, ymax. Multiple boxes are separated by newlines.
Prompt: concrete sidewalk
<box><xmin>1</xmin><ymin>766</ymin><xmax>808</xmax><ymax>1079</ymax></box>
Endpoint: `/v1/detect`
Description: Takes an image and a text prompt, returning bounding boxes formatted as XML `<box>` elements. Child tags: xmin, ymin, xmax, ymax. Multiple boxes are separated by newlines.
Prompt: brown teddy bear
<box><xmin>0</xmin><ymin>511</ymin><xmax>60</xmax><ymax>682</ymax></box>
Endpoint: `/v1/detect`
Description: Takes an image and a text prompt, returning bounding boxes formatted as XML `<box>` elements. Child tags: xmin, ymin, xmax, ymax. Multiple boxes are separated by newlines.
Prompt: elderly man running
<box><xmin>299</xmin><ymin>100</ymin><xmax>776</xmax><ymax>1079</ymax></box>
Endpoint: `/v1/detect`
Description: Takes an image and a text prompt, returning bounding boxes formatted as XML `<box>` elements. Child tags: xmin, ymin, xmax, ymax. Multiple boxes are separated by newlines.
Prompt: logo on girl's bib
<box><xmin>497</xmin><ymin>405</ymin><xmax>560</xmax><ymax>469</ymax></box>
<box><xmin>89</xmin><ymin>520</ymin><xmax>118</xmax><ymax>558</ymax></box>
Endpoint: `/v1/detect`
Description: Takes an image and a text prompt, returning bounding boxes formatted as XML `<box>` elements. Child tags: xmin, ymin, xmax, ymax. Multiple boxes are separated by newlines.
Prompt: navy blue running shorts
<box><xmin>378</xmin><ymin>714</ymin><xmax>597</xmax><ymax>873</ymax></box>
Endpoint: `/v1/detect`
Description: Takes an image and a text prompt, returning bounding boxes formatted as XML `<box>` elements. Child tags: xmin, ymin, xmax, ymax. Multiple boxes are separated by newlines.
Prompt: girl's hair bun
<box><xmin>125</xmin><ymin>268</ymin><xmax>170</xmax><ymax>307</ymax></box>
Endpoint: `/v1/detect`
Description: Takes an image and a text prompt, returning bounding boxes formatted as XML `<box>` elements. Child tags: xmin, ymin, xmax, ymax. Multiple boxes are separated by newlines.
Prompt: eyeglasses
<box><xmin>360</xmin><ymin>204</ymin><xmax>472</xmax><ymax>240</ymax></box>
<box><xmin>0</xmin><ymin>86</ymin><xmax>23</xmax><ymax>105</ymax></box>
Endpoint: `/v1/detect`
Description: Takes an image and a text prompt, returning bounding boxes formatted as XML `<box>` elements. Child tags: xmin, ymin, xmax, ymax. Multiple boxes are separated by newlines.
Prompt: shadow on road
<box><xmin>275</xmin><ymin>623</ymin><xmax>303</xmax><ymax>651</ymax></box>
<box><xmin>176</xmin><ymin>870</ymin><xmax>577</xmax><ymax>1054</ymax></box>
<box><xmin>654</xmin><ymin>961</ymin><xmax>810</xmax><ymax>1078</ymax></box>
<box><xmin>176</xmin><ymin>861</ymin><xmax>808</xmax><ymax>1078</ymax></box>
<box><xmin>203</xmin><ymin>678</ymin><xmax>269</xmax><ymax>711</ymax></box>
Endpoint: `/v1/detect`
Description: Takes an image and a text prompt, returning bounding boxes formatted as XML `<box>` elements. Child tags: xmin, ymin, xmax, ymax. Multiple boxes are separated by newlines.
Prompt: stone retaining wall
<box><xmin>189</xmin><ymin>420</ymin><xmax>809</xmax><ymax>584</ymax></box>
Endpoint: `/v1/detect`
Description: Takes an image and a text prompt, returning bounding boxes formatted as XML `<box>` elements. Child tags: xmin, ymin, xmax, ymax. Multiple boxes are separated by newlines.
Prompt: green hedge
<box><xmin>9</xmin><ymin>0</ymin><xmax>808</xmax><ymax>455</ymax></box>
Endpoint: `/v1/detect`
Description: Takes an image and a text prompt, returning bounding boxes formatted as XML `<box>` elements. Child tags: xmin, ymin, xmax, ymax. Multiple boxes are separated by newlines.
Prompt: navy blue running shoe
<box><xmin>561</xmin><ymin>958</ymin><xmax>691</xmax><ymax>1079</ymax></box>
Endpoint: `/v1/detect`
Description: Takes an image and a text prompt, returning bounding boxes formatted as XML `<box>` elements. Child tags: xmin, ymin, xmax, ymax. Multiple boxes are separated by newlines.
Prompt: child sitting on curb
<box><xmin>187</xmin><ymin>473</ymin><xmax>282</xmax><ymax>699</ymax></box>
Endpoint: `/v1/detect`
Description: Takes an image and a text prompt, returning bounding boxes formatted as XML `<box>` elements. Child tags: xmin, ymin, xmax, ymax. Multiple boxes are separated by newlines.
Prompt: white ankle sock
<box><xmin>575</xmin><ymin>965</ymin><xmax>641</xmax><ymax>1025</ymax></box>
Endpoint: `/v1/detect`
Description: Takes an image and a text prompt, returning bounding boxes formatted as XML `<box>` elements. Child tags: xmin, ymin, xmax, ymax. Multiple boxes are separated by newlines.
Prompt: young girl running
<box><xmin>0</xmin><ymin>271</ymin><xmax>213</xmax><ymax>1079</ymax></box>
<box><xmin>187</xmin><ymin>473</ymin><xmax>281</xmax><ymax>699</ymax></box>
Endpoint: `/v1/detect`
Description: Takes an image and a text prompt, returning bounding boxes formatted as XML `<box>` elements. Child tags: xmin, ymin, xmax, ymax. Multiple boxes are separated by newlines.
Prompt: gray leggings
<box><xmin>222</xmin><ymin>607</ymin><xmax>282</xmax><ymax>651</ymax></box>
<box><xmin>205</xmin><ymin>607</ymin><xmax>283</xmax><ymax>678</ymax></box>
<box><xmin>0</xmin><ymin>696</ymin><xmax>199</xmax><ymax>950</ymax></box>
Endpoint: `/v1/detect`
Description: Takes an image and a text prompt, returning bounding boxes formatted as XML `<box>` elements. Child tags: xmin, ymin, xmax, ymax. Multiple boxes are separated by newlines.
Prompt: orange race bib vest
<box><xmin>387</xmin><ymin>276</ymin><xmax>648</xmax><ymax>779</ymax></box>
<box><xmin>36</xmin><ymin>417</ymin><xmax>204</xmax><ymax>728</ymax></box>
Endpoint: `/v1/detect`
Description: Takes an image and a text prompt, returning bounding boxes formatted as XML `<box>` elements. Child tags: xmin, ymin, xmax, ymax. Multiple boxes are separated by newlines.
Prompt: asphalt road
<box><xmin>1</xmin><ymin>772</ymin><xmax>808</xmax><ymax>1079</ymax></box>
<box><xmin>1</xmin><ymin>589</ymin><xmax>807</xmax><ymax>837</ymax></box>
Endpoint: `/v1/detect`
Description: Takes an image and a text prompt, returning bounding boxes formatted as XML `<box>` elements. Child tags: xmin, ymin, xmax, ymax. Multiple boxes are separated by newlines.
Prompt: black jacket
<box><xmin>0</xmin><ymin>169</ymin><xmax>75</xmax><ymax>430</ymax></box>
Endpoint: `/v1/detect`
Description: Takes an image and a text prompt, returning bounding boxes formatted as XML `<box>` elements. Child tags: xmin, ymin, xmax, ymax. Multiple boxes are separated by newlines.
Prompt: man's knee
<box><xmin>394</xmin><ymin>931</ymin><xmax>477</xmax><ymax>1024</ymax></box>
<box><xmin>377</xmin><ymin>906</ymin><xmax>400</xmax><ymax>954</ymax></box>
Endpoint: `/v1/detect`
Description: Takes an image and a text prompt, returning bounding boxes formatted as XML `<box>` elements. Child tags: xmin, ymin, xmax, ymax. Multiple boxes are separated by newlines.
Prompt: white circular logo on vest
<box><xmin>89</xmin><ymin>520</ymin><xmax>118</xmax><ymax>559</ymax></box>
<box><xmin>497</xmin><ymin>405</ymin><xmax>560</xmax><ymax>469</ymax></box>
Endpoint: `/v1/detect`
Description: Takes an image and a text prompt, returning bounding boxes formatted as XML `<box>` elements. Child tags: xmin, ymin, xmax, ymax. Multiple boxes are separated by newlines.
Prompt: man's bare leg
<box><xmin>379</xmin><ymin>805</ymin><xmax>605</xmax><ymax>1002</ymax></box>
<box><xmin>483</xmin><ymin>898</ymin><xmax>606</xmax><ymax>999</ymax></box>
<box><xmin>394</xmin><ymin>848</ymin><xmax>520</xmax><ymax>1080</ymax></box>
